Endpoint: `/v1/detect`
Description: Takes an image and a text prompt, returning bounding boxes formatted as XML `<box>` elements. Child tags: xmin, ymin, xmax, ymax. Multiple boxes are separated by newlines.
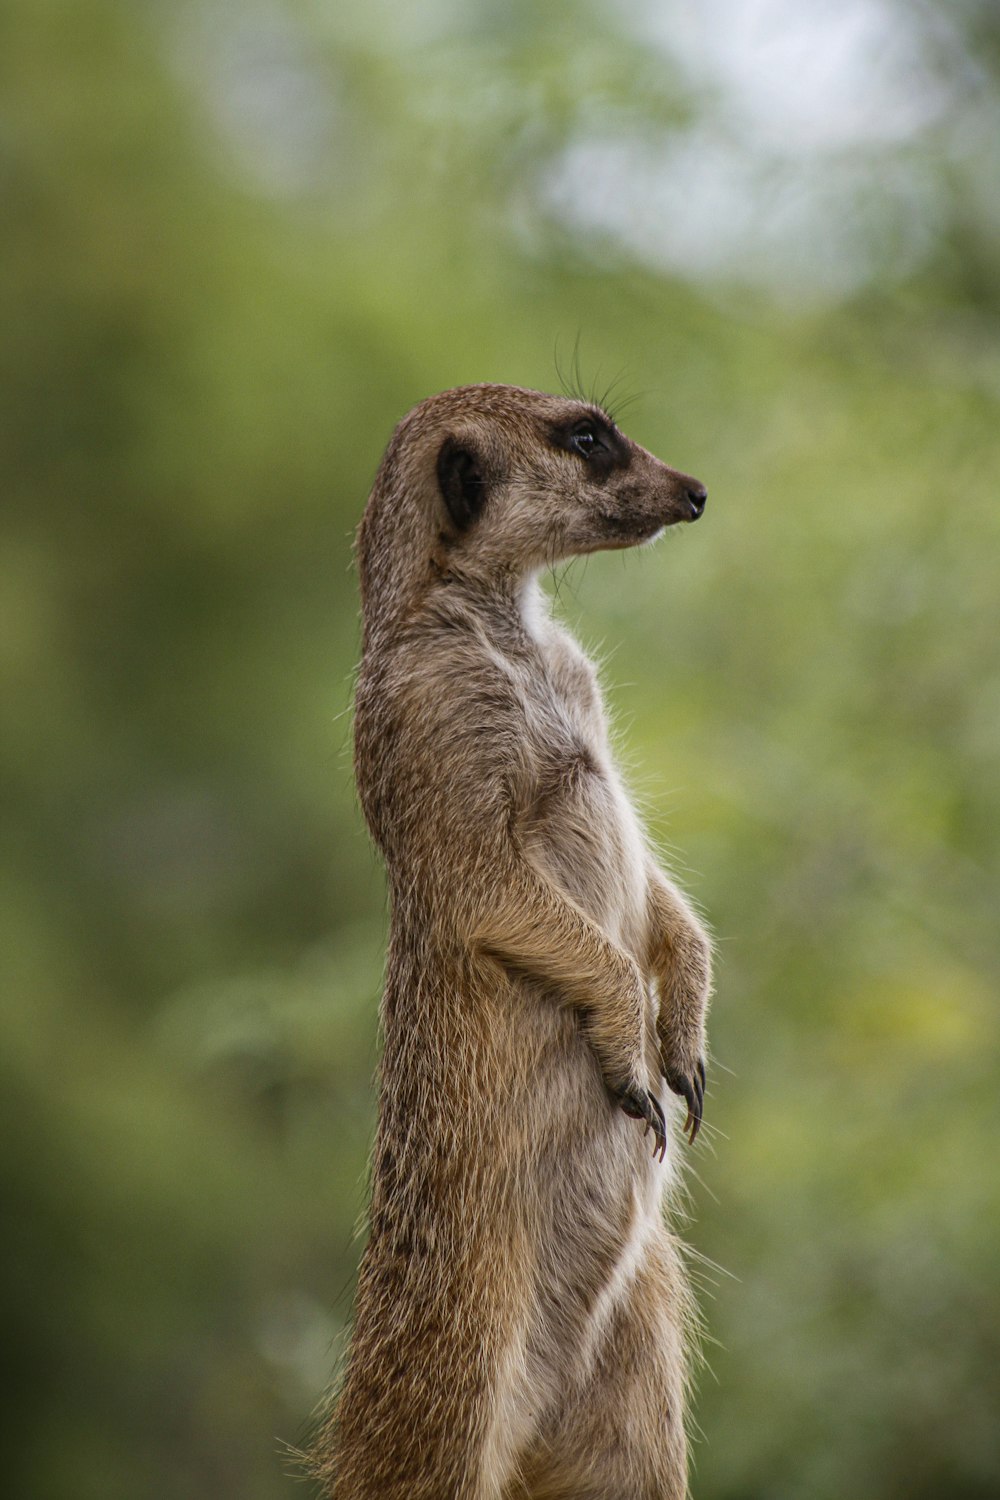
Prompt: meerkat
<box><xmin>314</xmin><ymin>383</ymin><xmax>713</xmax><ymax>1500</ymax></box>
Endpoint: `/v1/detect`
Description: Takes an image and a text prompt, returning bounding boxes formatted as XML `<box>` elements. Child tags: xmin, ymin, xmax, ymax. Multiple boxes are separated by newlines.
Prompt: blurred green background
<box><xmin>3</xmin><ymin>1</ymin><xmax>999</xmax><ymax>1496</ymax></box>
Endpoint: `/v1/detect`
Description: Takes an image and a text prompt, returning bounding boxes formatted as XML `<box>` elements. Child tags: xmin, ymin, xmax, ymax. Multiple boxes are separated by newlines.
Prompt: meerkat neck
<box><xmin>517</xmin><ymin>572</ymin><xmax>550</xmax><ymax>643</ymax></box>
<box><xmin>446</xmin><ymin>564</ymin><xmax>549</xmax><ymax>645</ymax></box>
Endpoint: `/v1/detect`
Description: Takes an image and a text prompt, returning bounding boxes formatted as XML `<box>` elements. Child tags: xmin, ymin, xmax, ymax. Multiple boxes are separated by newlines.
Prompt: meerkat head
<box><xmin>357</xmin><ymin>384</ymin><xmax>706</xmax><ymax>633</ymax></box>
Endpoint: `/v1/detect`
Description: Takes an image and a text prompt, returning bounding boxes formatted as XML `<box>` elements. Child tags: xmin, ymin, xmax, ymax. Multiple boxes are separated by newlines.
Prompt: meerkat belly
<box><xmin>522</xmin><ymin>746</ymin><xmax>649</xmax><ymax>954</ymax></box>
<box><xmin>526</xmin><ymin>1100</ymin><xmax>667</xmax><ymax>1389</ymax></box>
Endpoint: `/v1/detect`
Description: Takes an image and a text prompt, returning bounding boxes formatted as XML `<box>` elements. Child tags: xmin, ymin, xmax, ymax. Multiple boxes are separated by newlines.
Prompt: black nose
<box><xmin>686</xmin><ymin>484</ymin><xmax>707</xmax><ymax>520</ymax></box>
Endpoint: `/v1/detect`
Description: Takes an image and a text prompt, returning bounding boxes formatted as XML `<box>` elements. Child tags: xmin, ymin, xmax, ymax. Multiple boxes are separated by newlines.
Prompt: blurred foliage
<box><xmin>2</xmin><ymin>1</ymin><xmax>999</xmax><ymax>1497</ymax></box>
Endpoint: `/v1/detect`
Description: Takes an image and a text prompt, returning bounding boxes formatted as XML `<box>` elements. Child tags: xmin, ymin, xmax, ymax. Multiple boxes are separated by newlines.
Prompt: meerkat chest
<box><xmin>516</xmin><ymin>648</ymin><xmax>649</xmax><ymax>948</ymax></box>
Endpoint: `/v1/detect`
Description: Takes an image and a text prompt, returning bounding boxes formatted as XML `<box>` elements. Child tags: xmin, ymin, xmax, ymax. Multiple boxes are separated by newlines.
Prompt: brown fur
<box><xmin>314</xmin><ymin>384</ymin><xmax>713</xmax><ymax>1499</ymax></box>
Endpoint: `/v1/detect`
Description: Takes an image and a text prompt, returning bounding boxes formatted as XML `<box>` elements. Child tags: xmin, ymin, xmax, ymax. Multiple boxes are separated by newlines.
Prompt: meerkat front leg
<box><xmin>645</xmin><ymin>863</ymin><xmax>712</xmax><ymax>1143</ymax></box>
<box><xmin>470</xmin><ymin>855</ymin><xmax>669</xmax><ymax>1158</ymax></box>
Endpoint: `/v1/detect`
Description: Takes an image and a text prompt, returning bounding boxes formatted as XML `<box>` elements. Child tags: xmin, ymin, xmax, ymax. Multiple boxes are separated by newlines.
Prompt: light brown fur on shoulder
<box><xmin>313</xmin><ymin>383</ymin><xmax>713</xmax><ymax>1499</ymax></box>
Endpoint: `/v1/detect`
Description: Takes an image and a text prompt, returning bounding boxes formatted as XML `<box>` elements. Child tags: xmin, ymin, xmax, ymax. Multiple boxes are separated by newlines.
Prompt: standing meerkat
<box><xmin>315</xmin><ymin>383</ymin><xmax>713</xmax><ymax>1500</ymax></box>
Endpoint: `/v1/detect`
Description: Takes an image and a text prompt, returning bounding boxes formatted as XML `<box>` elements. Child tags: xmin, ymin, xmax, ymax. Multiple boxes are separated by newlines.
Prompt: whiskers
<box><xmin>553</xmin><ymin>333</ymin><xmax>644</xmax><ymax>427</ymax></box>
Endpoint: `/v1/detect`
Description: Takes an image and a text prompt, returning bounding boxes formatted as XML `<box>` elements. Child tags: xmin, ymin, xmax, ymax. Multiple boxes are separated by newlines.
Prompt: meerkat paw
<box><xmin>663</xmin><ymin>1055</ymin><xmax>706</xmax><ymax>1144</ymax></box>
<box><xmin>612</xmin><ymin>1080</ymin><xmax>669</xmax><ymax>1163</ymax></box>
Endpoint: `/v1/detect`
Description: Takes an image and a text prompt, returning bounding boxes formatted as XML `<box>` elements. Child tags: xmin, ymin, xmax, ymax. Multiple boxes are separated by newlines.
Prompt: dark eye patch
<box><xmin>548</xmin><ymin>411</ymin><xmax>629</xmax><ymax>475</ymax></box>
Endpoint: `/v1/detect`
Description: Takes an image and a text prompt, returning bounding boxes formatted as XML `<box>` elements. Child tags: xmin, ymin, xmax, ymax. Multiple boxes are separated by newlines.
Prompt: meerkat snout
<box><xmin>685</xmin><ymin>481</ymin><xmax>707</xmax><ymax>520</ymax></box>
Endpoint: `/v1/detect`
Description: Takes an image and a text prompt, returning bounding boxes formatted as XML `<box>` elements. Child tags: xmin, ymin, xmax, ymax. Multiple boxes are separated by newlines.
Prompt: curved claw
<box><xmin>648</xmin><ymin>1092</ymin><xmax>668</xmax><ymax>1163</ymax></box>
<box><xmin>613</xmin><ymin>1083</ymin><xmax>668</xmax><ymax>1162</ymax></box>
<box><xmin>666</xmin><ymin>1060</ymin><xmax>707</xmax><ymax>1146</ymax></box>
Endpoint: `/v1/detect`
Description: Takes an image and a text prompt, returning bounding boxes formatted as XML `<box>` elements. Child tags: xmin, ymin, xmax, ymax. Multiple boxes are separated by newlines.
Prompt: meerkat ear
<box><xmin>437</xmin><ymin>436</ymin><xmax>487</xmax><ymax>530</ymax></box>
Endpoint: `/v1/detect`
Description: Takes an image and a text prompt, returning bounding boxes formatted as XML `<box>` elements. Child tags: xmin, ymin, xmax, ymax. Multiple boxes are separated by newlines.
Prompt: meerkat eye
<box><xmin>549</xmin><ymin>414</ymin><xmax>623</xmax><ymax>467</ymax></box>
<box><xmin>569</xmin><ymin>423</ymin><xmax>598</xmax><ymax>458</ymax></box>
